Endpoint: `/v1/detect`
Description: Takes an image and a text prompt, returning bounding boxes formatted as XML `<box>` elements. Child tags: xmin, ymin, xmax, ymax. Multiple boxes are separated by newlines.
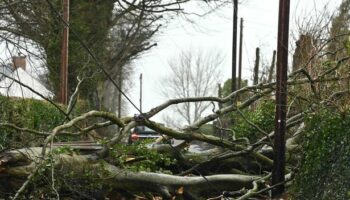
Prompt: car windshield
<box><xmin>133</xmin><ymin>126</ymin><xmax>159</xmax><ymax>135</ymax></box>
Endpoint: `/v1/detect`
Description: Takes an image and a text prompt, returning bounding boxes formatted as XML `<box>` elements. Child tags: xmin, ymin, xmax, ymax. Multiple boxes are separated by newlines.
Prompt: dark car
<box><xmin>128</xmin><ymin>126</ymin><xmax>161</xmax><ymax>144</ymax></box>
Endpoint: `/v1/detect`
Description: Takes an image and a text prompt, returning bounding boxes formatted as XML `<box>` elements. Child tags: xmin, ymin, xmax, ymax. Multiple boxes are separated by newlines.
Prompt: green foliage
<box><xmin>0</xmin><ymin>96</ymin><xmax>88</xmax><ymax>150</ymax></box>
<box><xmin>52</xmin><ymin>145</ymin><xmax>76</xmax><ymax>155</ymax></box>
<box><xmin>291</xmin><ymin>108</ymin><xmax>350</xmax><ymax>200</ymax></box>
<box><xmin>232</xmin><ymin>100</ymin><xmax>275</xmax><ymax>142</ymax></box>
<box><xmin>108</xmin><ymin>141</ymin><xmax>176</xmax><ymax>173</ymax></box>
<box><xmin>0</xmin><ymin>96</ymin><xmax>65</xmax><ymax>149</ymax></box>
<box><xmin>221</xmin><ymin>78</ymin><xmax>248</xmax><ymax>98</ymax></box>
<box><xmin>346</xmin><ymin>37</ymin><xmax>350</xmax><ymax>55</ymax></box>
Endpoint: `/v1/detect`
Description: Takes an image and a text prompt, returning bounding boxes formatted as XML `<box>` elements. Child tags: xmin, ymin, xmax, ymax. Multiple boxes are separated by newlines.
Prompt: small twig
<box><xmin>66</xmin><ymin>76</ymin><xmax>84</xmax><ymax>117</ymax></box>
<box><xmin>0</xmin><ymin>123</ymin><xmax>48</xmax><ymax>136</ymax></box>
<box><xmin>207</xmin><ymin>194</ymin><xmax>224</xmax><ymax>200</ymax></box>
<box><xmin>50</xmin><ymin>141</ymin><xmax>60</xmax><ymax>200</ymax></box>
<box><xmin>318</xmin><ymin>56</ymin><xmax>350</xmax><ymax>78</ymax></box>
<box><xmin>236</xmin><ymin>173</ymin><xmax>271</xmax><ymax>200</ymax></box>
<box><xmin>290</xmin><ymin>68</ymin><xmax>319</xmax><ymax>98</ymax></box>
<box><xmin>253</xmin><ymin>173</ymin><xmax>293</xmax><ymax>196</ymax></box>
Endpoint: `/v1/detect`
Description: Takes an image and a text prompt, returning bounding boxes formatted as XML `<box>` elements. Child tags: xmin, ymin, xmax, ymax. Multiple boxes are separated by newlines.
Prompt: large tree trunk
<box><xmin>0</xmin><ymin>147</ymin><xmax>260</xmax><ymax>199</ymax></box>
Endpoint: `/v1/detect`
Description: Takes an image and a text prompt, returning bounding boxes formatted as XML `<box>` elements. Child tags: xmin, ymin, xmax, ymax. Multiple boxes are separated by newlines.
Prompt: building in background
<box><xmin>0</xmin><ymin>56</ymin><xmax>52</xmax><ymax>100</ymax></box>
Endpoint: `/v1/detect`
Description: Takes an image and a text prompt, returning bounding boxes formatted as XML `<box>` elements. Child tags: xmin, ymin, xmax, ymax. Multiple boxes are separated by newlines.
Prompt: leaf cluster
<box><xmin>232</xmin><ymin>100</ymin><xmax>275</xmax><ymax>142</ymax></box>
<box><xmin>108</xmin><ymin>141</ymin><xmax>176</xmax><ymax>173</ymax></box>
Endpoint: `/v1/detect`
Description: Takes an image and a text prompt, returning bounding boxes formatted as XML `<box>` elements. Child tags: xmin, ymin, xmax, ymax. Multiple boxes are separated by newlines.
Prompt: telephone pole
<box><xmin>139</xmin><ymin>73</ymin><xmax>143</xmax><ymax>112</ymax></box>
<box><xmin>60</xmin><ymin>0</ymin><xmax>69</xmax><ymax>104</ymax></box>
<box><xmin>118</xmin><ymin>67</ymin><xmax>123</xmax><ymax>118</ymax></box>
<box><xmin>238</xmin><ymin>17</ymin><xmax>243</xmax><ymax>90</ymax></box>
<box><xmin>231</xmin><ymin>0</ymin><xmax>238</xmax><ymax>95</ymax></box>
<box><xmin>253</xmin><ymin>47</ymin><xmax>260</xmax><ymax>86</ymax></box>
<box><xmin>272</xmin><ymin>0</ymin><xmax>290</xmax><ymax>197</ymax></box>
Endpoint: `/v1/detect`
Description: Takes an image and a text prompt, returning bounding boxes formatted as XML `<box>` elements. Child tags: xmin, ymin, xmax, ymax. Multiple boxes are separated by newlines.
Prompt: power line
<box><xmin>243</xmin><ymin>40</ymin><xmax>252</xmax><ymax>69</ymax></box>
<box><xmin>45</xmin><ymin>0</ymin><xmax>142</xmax><ymax>114</ymax></box>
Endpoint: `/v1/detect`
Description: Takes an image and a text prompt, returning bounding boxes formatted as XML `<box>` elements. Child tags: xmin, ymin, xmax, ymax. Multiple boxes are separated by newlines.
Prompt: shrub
<box><xmin>232</xmin><ymin>100</ymin><xmax>275</xmax><ymax>142</ymax></box>
<box><xmin>0</xmin><ymin>96</ymin><xmax>87</xmax><ymax>150</ymax></box>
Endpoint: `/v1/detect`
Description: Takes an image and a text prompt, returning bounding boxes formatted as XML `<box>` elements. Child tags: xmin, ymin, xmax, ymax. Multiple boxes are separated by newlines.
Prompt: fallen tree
<box><xmin>0</xmin><ymin>1</ymin><xmax>349</xmax><ymax>195</ymax></box>
<box><xmin>0</xmin><ymin>148</ymin><xmax>261</xmax><ymax>199</ymax></box>
<box><xmin>1</xmin><ymin>57</ymin><xmax>349</xmax><ymax>199</ymax></box>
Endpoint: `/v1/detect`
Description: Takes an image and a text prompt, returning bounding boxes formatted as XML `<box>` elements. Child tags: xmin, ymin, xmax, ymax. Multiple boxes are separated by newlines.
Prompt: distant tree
<box><xmin>161</xmin><ymin>49</ymin><xmax>223</xmax><ymax>126</ymax></box>
<box><xmin>222</xmin><ymin>78</ymin><xmax>248</xmax><ymax>98</ymax></box>
<box><xmin>327</xmin><ymin>0</ymin><xmax>350</xmax><ymax>60</ymax></box>
<box><xmin>0</xmin><ymin>0</ymin><xmax>164</xmax><ymax>111</ymax></box>
<box><xmin>0</xmin><ymin>1</ymin><xmax>114</xmax><ymax>100</ymax></box>
<box><xmin>291</xmin><ymin>0</ymin><xmax>350</xmax><ymax>101</ymax></box>
<box><xmin>326</xmin><ymin>0</ymin><xmax>350</xmax><ymax>106</ymax></box>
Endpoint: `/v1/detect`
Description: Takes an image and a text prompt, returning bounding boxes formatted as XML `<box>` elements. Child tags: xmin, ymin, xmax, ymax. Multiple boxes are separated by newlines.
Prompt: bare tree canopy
<box><xmin>161</xmin><ymin>48</ymin><xmax>223</xmax><ymax>126</ymax></box>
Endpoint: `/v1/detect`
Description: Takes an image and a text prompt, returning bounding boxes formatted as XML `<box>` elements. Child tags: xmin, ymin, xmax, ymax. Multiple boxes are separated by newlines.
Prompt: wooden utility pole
<box><xmin>253</xmin><ymin>47</ymin><xmax>260</xmax><ymax>86</ymax></box>
<box><xmin>272</xmin><ymin>0</ymin><xmax>290</xmax><ymax>197</ymax></box>
<box><xmin>231</xmin><ymin>0</ymin><xmax>238</xmax><ymax>95</ymax></box>
<box><xmin>60</xmin><ymin>0</ymin><xmax>69</xmax><ymax>104</ymax></box>
<box><xmin>118</xmin><ymin>67</ymin><xmax>123</xmax><ymax>118</ymax></box>
<box><xmin>139</xmin><ymin>73</ymin><xmax>143</xmax><ymax>112</ymax></box>
<box><xmin>238</xmin><ymin>17</ymin><xmax>243</xmax><ymax>90</ymax></box>
<box><xmin>268</xmin><ymin>50</ymin><xmax>277</xmax><ymax>83</ymax></box>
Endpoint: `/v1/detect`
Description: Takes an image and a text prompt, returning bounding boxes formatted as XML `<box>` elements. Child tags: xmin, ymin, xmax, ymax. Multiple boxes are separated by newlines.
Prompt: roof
<box><xmin>0</xmin><ymin>67</ymin><xmax>53</xmax><ymax>100</ymax></box>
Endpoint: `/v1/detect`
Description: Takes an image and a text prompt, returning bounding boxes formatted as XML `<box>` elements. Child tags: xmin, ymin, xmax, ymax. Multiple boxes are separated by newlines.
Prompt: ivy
<box><xmin>291</xmin><ymin>108</ymin><xmax>350</xmax><ymax>200</ymax></box>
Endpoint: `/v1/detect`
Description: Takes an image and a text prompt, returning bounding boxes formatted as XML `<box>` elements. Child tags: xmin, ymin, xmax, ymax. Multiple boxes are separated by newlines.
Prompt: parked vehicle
<box><xmin>128</xmin><ymin>126</ymin><xmax>161</xmax><ymax>144</ymax></box>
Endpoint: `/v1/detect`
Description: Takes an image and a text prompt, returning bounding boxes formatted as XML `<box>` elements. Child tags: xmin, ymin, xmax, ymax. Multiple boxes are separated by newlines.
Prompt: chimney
<box><xmin>12</xmin><ymin>56</ymin><xmax>26</xmax><ymax>71</ymax></box>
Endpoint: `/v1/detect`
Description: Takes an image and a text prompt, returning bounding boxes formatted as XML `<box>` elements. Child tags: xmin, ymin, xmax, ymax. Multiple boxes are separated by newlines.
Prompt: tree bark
<box><xmin>0</xmin><ymin>147</ymin><xmax>260</xmax><ymax>199</ymax></box>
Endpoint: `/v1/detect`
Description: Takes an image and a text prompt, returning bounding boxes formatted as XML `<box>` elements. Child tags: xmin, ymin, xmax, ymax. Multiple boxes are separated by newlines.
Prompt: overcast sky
<box><xmin>128</xmin><ymin>0</ymin><xmax>342</xmax><ymax>122</ymax></box>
